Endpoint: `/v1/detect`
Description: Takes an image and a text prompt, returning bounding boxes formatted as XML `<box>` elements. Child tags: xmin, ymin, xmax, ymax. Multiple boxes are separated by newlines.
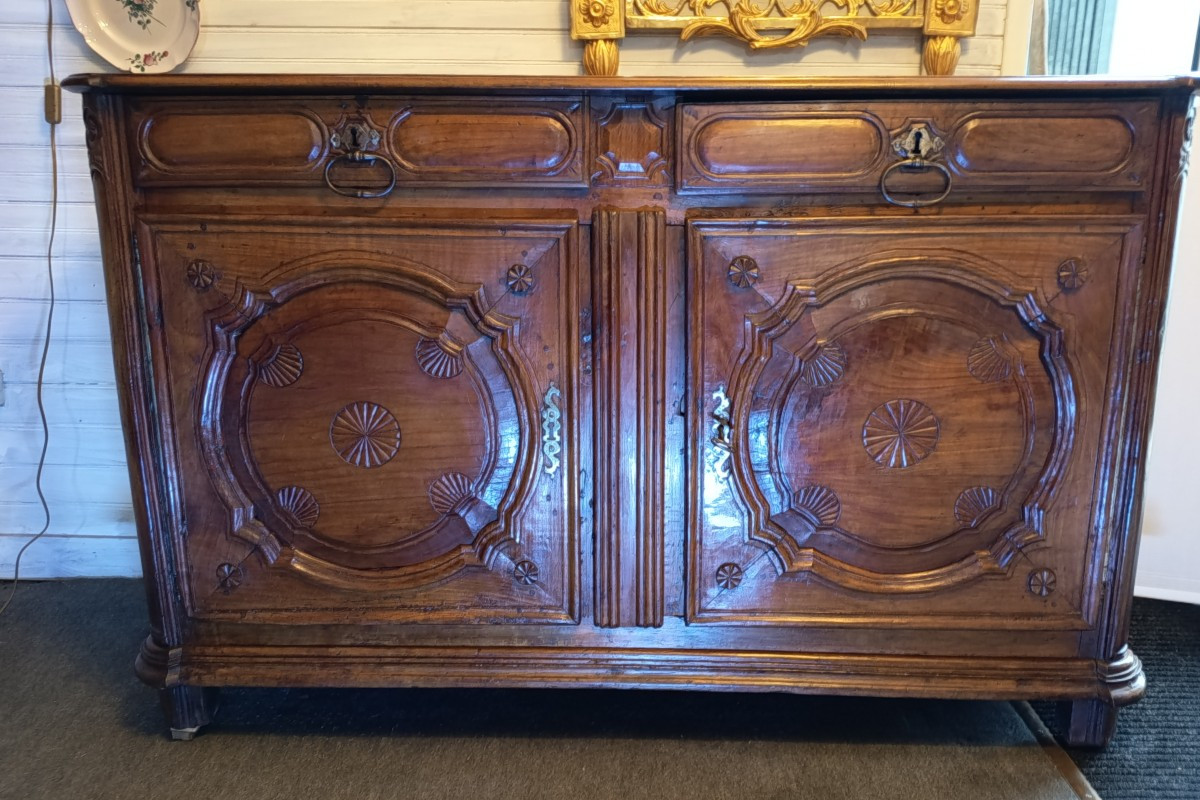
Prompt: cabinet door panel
<box><xmin>138</xmin><ymin>217</ymin><xmax>580</xmax><ymax>624</ymax></box>
<box><xmin>687</xmin><ymin>216</ymin><xmax>1141</xmax><ymax>630</ymax></box>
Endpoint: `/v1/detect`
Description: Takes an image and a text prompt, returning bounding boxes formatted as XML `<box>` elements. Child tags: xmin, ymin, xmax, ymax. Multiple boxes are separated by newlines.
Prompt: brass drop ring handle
<box><xmin>880</xmin><ymin>159</ymin><xmax>953</xmax><ymax>209</ymax></box>
<box><xmin>323</xmin><ymin>151</ymin><xmax>397</xmax><ymax>199</ymax></box>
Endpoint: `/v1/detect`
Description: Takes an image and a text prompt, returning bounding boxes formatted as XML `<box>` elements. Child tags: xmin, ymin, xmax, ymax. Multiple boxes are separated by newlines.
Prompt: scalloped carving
<box><xmin>862</xmin><ymin>399</ymin><xmax>940</xmax><ymax>469</ymax></box>
<box><xmin>276</xmin><ymin>485</ymin><xmax>320</xmax><ymax>528</ymax></box>
<box><xmin>259</xmin><ymin>343</ymin><xmax>304</xmax><ymax>387</ymax></box>
<box><xmin>329</xmin><ymin>401</ymin><xmax>401</xmax><ymax>469</ymax></box>
<box><xmin>428</xmin><ymin>472</ymin><xmax>474</xmax><ymax>515</ymax></box>
<box><xmin>954</xmin><ymin>486</ymin><xmax>1000</xmax><ymax>527</ymax></box>
<box><xmin>967</xmin><ymin>337</ymin><xmax>1012</xmax><ymax>383</ymax></box>
<box><xmin>792</xmin><ymin>485</ymin><xmax>842</xmax><ymax>526</ymax></box>
<box><xmin>799</xmin><ymin>342</ymin><xmax>848</xmax><ymax>387</ymax></box>
<box><xmin>415</xmin><ymin>337</ymin><xmax>464</xmax><ymax>379</ymax></box>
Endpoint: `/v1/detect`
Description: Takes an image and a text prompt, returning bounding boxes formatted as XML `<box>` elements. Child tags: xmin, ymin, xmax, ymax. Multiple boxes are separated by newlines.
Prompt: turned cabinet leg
<box><xmin>1059</xmin><ymin>698</ymin><xmax>1119</xmax><ymax>749</ymax></box>
<box><xmin>159</xmin><ymin>686</ymin><xmax>219</xmax><ymax>741</ymax></box>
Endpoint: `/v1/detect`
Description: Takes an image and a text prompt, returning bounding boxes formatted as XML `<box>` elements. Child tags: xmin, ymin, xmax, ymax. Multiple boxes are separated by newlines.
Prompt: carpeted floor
<box><xmin>0</xmin><ymin>579</ymin><xmax>1153</xmax><ymax>800</ymax></box>
<box><xmin>1035</xmin><ymin>598</ymin><xmax>1200</xmax><ymax>800</ymax></box>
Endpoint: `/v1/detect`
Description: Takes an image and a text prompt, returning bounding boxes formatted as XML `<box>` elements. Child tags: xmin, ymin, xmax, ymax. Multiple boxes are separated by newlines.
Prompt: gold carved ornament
<box><xmin>569</xmin><ymin>0</ymin><xmax>978</xmax><ymax>76</ymax></box>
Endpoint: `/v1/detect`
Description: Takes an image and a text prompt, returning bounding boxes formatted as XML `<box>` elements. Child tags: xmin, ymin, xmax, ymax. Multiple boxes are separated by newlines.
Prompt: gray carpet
<box><xmin>0</xmin><ymin>580</ymin><xmax>1089</xmax><ymax>800</ymax></box>
<box><xmin>1036</xmin><ymin>598</ymin><xmax>1200</xmax><ymax>800</ymax></box>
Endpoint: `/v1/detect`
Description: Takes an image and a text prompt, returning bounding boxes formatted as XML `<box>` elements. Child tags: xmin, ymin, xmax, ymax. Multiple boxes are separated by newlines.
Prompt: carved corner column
<box><xmin>572</xmin><ymin>0</ymin><xmax>624</xmax><ymax>75</ymax></box>
<box><xmin>922</xmin><ymin>1</ymin><xmax>980</xmax><ymax>76</ymax></box>
<box><xmin>593</xmin><ymin>209</ymin><xmax>667</xmax><ymax>628</ymax></box>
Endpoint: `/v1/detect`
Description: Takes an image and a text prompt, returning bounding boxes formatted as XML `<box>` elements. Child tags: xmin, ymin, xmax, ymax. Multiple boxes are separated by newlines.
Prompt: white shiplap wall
<box><xmin>0</xmin><ymin>0</ymin><xmax>1014</xmax><ymax>578</ymax></box>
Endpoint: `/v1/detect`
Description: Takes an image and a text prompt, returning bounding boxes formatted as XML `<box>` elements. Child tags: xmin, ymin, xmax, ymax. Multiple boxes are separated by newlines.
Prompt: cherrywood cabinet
<box><xmin>66</xmin><ymin>74</ymin><xmax>1195</xmax><ymax>747</ymax></box>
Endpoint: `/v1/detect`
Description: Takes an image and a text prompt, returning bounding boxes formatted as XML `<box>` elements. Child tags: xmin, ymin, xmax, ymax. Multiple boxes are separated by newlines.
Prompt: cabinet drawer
<box><xmin>128</xmin><ymin>96</ymin><xmax>587</xmax><ymax>189</ymax></box>
<box><xmin>677</xmin><ymin>100</ymin><xmax>1159</xmax><ymax>196</ymax></box>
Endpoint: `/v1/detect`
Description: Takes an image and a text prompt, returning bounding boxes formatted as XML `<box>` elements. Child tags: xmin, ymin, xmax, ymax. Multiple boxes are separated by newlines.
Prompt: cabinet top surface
<box><xmin>62</xmin><ymin>72</ymin><xmax>1199</xmax><ymax>98</ymax></box>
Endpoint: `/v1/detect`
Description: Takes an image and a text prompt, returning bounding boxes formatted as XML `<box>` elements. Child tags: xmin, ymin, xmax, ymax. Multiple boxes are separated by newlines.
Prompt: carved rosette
<box><xmin>329</xmin><ymin>401</ymin><xmax>402</xmax><ymax>468</ymax></box>
<box><xmin>715</xmin><ymin>562</ymin><xmax>744</xmax><ymax>590</ymax></box>
<box><xmin>258</xmin><ymin>343</ymin><xmax>304</xmax><ymax>387</ymax></box>
<box><xmin>506</xmin><ymin>263</ymin><xmax>535</xmax><ymax>295</ymax></box>
<box><xmin>186</xmin><ymin>259</ymin><xmax>216</xmax><ymax>291</ymax></box>
<box><xmin>580</xmin><ymin>0</ymin><xmax>615</xmax><ymax>27</ymax></box>
<box><xmin>954</xmin><ymin>486</ymin><xmax>1000</xmax><ymax>527</ymax></box>
<box><xmin>216</xmin><ymin>562</ymin><xmax>243</xmax><ymax>594</ymax></box>
<box><xmin>1028</xmin><ymin>568</ymin><xmax>1057</xmax><ymax>597</ymax></box>
<box><xmin>276</xmin><ymin>485</ymin><xmax>320</xmax><ymax>528</ymax></box>
<box><xmin>514</xmin><ymin>560</ymin><xmax>541</xmax><ymax>585</ymax></box>
<box><xmin>415</xmin><ymin>336</ymin><xmax>464</xmax><ymax>379</ymax></box>
<box><xmin>1057</xmin><ymin>259</ymin><xmax>1090</xmax><ymax>292</ymax></box>
<box><xmin>862</xmin><ymin>399</ymin><xmax>941</xmax><ymax>469</ymax></box>
<box><xmin>932</xmin><ymin>0</ymin><xmax>967</xmax><ymax>24</ymax></box>
<box><xmin>727</xmin><ymin>256</ymin><xmax>760</xmax><ymax>289</ymax></box>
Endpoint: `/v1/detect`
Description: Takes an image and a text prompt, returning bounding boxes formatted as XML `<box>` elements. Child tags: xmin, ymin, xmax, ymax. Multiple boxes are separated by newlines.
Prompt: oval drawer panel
<box><xmin>681</xmin><ymin>107</ymin><xmax>886</xmax><ymax>191</ymax></box>
<box><xmin>952</xmin><ymin>113</ymin><xmax>1136</xmax><ymax>176</ymax></box>
<box><xmin>136</xmin><ymin>108</ymin><xmax>327</xmax><ymax>181</ymax></box>
<box><xmin>386</xmin><ymin>102</ymin><xmax>585</xmax><ymax>185</ymax></box>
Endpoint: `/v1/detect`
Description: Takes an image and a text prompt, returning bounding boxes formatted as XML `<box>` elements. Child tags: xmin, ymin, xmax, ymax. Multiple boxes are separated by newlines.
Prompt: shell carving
<box><xmin>954</xmin><ymin>486</ymin><xmax>1000</xmax><ymax>527</ymax></box>
<box><xmin>428</xmin><ymin>472</ymin><xmax>475</xmax><ymax>515</ymax></box>
<box><xmin>799</xmin><ymin>342</ymin><xmax>848</xmax><ymax>388</ymax></box>
<box><xmin>276</xmin><ymin>485</ymin><xmax>320</xmax><ymax>528</ymax></box>
<box><xmin>415</xmin><ymin>337</ymin><xmax>464</xmax><ymax>380</ymax></box>
<box><xmin>967</xmin><ymin>337</ymin><xmax>1012</xmax><ymax>384</ymax></box>
<box><xmin>329</xmin><ymin>402</ymin><xmax>401</xmax><ymax>469</ymax></box>
<box><xmin>792</xmin><ymin>485</ymin><xmax>842</xmax><ymax>526</ymax></box>
<box><xmin>259</xmin><ymin>343</ymin><xmax>304</xmax><ymax>388</ymax></box>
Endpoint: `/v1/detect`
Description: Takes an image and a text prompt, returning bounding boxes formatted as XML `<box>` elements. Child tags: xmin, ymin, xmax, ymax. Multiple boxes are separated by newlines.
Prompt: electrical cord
<box><xmin>1</xmin><ymin>0</ymin><xmax>58</xmax><ymax>616</ymax></box>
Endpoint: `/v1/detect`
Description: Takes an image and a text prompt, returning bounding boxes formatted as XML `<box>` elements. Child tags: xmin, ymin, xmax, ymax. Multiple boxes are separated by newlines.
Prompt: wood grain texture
<box><xmin>67</xmin><ymin>74</ymin><xmax>1193</xmax><ymax>746</ymax></box>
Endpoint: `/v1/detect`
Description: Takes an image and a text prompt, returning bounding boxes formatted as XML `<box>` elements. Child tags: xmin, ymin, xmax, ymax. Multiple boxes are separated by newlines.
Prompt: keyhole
<box><xmin>349</xmin><ymin>125</ymin><xmax>362</xmax><ymax>149</ymax></box>
<box><xmin>912</xmin><ymin>130</ymin><xmax>924</xmax><ymax>158</ymax></box>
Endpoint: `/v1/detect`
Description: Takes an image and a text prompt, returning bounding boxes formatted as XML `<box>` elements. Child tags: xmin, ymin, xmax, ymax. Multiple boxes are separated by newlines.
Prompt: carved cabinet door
<box><xmin>137</xmin><ymin>216</ymin><xmax>579</xmax><ymax>625</ymax></box>
<box><xmin>688</xmin><ymin>215</ymin><xmax>1143</xmax><ymax>630</ymax></box>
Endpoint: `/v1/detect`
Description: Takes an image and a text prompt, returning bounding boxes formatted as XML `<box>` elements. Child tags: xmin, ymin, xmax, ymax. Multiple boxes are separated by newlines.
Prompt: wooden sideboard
<box><xmin>66</xmin><ymin>74</ymin><xmax>1195</xmax><ymax>746</ymax></box>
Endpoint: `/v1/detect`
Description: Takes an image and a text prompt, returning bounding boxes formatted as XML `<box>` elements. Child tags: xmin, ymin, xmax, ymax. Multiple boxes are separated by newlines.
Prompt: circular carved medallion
<box><xmin>1028</xmin><ymin>568</ymin><xmax>1057</xmax><ymax>597</ymax></box>
<box><xmin>715</xmin><ymin>562</ymin><xmax>744</xmax><ymax>590</ymax></box>
<box><xmin>727</xmin><ymin>256</ymin><xmax>760</xmax><ymax>289</ymax></box>
<box><xmin>506</xmin><ymin>264</ymin><xmax>535</xmax><ymax>295</ymax></box>
<box><xmin>514</xmin><ymin>560</ymin><xmax>540</xmax><ymax>585</ymax></box>
<box><xmin>186</xmin><ymin>259</ymin><xmax>216</xmax><ymax>291</ymax></box>
<box><xmin>329</xmin><ymin>401</ymin><xmax>401</xmax><ymax>468</ymax></box>
<box><xmin>1057</xmin><ymin>258</ymin><xmax>1089</xmax><ymax>291</ymax></box>
<box><xmin>216</xmin><ymin>562</ymin><xmax>243</xmax><ymax>593</ymax></box>
<box><xmin>862</xmin><ymin>399</ymin><xmax>941</xmax><ymax>469</ymax></box>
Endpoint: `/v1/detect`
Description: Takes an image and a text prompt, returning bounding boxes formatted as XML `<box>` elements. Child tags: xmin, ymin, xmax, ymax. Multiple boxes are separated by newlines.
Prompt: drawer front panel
<box><xmin>129</xmin><ymin>97</ymin><xmax>587</xmax><ymax>188</ymax></box>
<box><xmin>136</xmin><ymin>216</ymin><xmax>581</xmax><ymax>624</ymax></box>
<box><xmin>678</xmin><ymin>101</ymin><xmax>1159</xmax><ymax>195</ymax></box>
<box><xmin>687</xmin><ymin>215</ymin><xmax>1143</xmax><ymax>629</ymax></box>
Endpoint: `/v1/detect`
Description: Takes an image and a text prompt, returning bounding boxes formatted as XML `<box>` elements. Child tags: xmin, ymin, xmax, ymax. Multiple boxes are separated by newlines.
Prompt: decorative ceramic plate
<box><xmin>65</xmin><ymin>0</ymin><xmax>200</xmax><ymax>74</ymax></box>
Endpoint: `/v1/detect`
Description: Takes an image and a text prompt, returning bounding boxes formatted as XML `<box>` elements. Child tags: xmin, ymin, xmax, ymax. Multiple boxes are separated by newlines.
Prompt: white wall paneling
<box><xmin>1108</xmin><ymin>0</ymin><xmax>1200</xmax><ymax>605</ymax></box>
<box><xmin>1</xmin><ymin>0</ymin><xmax>1014</xmax><ymax>578</ymax></box>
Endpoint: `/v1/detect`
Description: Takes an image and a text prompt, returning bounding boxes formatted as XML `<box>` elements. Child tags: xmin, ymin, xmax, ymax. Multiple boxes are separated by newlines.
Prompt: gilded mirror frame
<box><xmin>570</xmin><ymin>0</ymin><xmax>979</xmax><ymax>76</ymax></box>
